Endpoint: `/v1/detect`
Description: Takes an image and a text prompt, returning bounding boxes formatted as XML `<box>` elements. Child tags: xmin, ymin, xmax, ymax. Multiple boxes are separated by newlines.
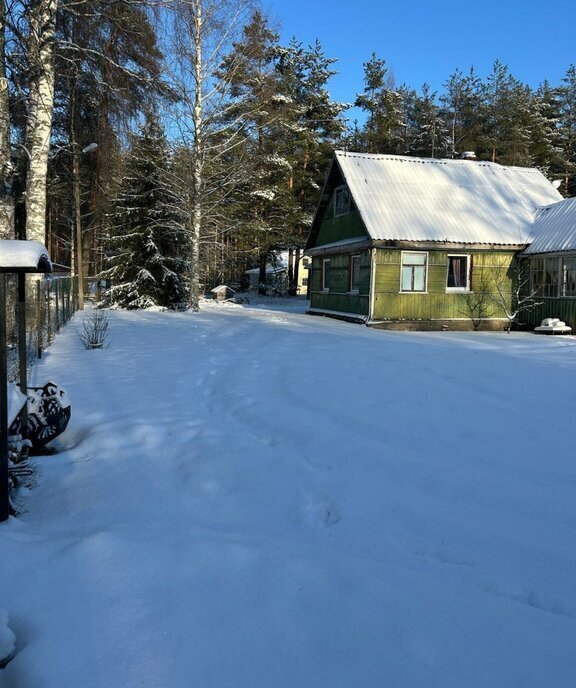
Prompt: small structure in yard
<box><xmin>245</xmin><ymin>251</ymin><xmax>310</xmax><ymax>295</ymax></box>
<box><xmin>534</xmin><ymin>318</ymin><xmax>572</xmax><ymax>335</ymax></box>
<box><xmin>0</xmin><ymin>240</ymin><xmax>51</xmax><ymax>522</ymax></box>
<box><xmin>210</xmin><ymin>285</ymin><xmax>236</xmax><ymax>302</ymax></box>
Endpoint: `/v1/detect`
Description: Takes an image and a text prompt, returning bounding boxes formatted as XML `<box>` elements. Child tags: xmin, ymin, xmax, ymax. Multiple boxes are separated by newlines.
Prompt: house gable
<box><xmin>306</xmin><ymin>158</ymin><xmax>370</xmax><ymax>251</ymax></box>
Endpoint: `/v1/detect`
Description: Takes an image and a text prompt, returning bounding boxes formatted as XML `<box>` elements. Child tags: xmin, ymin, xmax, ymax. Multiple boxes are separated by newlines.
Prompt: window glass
<box><xmin>334</xmin><ymin>186</ymin><xmax>351</xmax><ymax>217</ymax></box>
<box><xmin>350</xmin><ymin>256</ymin><xmax>361</xmax><ymax>291</ymax></box>
<box><xmin>322</xmin><ymin>259</ymin><xmax>330</xmax><ymax>290</ymax></box>
<box><xmin>530</xmin><ymin>257</ymin><xmax>544</xmax><ymax>295</ymax></box>
<box><xmin>543</xmin><ymin>257</ymin><xmax>559</xmax><ymax>297</ymax></box>
<box><xmin>563</xmin><ymin>256</ymin><xmax>576</xmax><ymax>296</ymax></box>
<box><xmin>401</xmin><ymin>252</ymin><xmax>427</xmax><ymax>292</ymax></box>
<box><xmin>447</xmin><ymin>255</ymin><xmax>469</xmax><ymax>289</ymax></box>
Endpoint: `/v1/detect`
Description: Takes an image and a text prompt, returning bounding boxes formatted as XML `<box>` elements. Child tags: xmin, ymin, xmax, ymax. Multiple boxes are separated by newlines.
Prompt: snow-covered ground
<box><xmin>1</xmin><ymin>297</ymin><xmax>576</xmax><ymax>687</ymax></box>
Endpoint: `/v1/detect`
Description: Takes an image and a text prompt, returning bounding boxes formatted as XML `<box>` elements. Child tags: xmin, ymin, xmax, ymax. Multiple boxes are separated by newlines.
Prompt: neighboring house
<box><xmin>305</xmin><ymin>151</ymin><xmax>562</xmax><ymax>330</ymax></box>
<box><xmin>245</xmin><ymin>251</ymin><xmax>310</xmax><ymax>295</ymax></box>
<box><xmin>522</xmin><ymin>197</ymin><xmax>576</xmax><ymax>330</ymax></box>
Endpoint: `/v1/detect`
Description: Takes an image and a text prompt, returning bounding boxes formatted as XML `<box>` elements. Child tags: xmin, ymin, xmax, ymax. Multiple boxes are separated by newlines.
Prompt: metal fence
<box><xmin>5</xmin><ymin>275</ymin><xmax>79</xmax><ymax>383</ymax></box>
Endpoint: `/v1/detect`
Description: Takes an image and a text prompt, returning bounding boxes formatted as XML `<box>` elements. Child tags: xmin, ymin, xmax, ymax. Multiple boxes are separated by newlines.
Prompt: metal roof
<box><xmin>334</xmin><ymin>151</ymin><xmax>562</xmax><ymax>246</ymax></box>
<box><xmin>524</xmin><ymin>197</ymin><xmax>576</xmax><ymax>254</ymax></box>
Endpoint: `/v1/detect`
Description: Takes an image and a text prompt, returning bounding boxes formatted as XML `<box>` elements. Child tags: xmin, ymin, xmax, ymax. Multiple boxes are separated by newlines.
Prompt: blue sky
<box><xmin>268</xmin><ymin>0</ymin><xmax>575</xmax><ymax>111</ymax></box>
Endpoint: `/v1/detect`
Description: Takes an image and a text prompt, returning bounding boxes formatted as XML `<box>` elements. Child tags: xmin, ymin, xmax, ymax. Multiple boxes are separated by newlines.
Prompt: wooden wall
<box><xmin>310</xmin><ymin>248</ymin><xmax>519</xmax><ymax>328</ymax></box>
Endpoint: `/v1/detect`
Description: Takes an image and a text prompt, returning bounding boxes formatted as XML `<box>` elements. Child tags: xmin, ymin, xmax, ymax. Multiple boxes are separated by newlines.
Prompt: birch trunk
<box><xmin>25</xmin><ymin>0</ymin><xmax>58</xmax><ymax>244</ymax></box>
<box><xmin>0</xmin><ymin>0</ymin><xmax>13</xmax><ymax>238</ymax></box>
<box><xmin>188</xmin><ymin>0</ymin><xmax>203</xmax><ymax>311</ymax></box>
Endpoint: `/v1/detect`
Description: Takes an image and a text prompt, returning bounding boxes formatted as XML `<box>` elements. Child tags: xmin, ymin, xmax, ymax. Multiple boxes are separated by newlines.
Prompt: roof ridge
<box><xmin>334</xmin><ymin>150</ymin><xmax>507</xmax><ymax>169</ymax></box>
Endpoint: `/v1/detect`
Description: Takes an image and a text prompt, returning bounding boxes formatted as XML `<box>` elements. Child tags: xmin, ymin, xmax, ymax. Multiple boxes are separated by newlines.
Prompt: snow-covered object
<box><xmin>524</xmin><ymin>197</ymin><xmax>576</xmax><ymax>254</ymax></box>
<box><xmin>0</xmin><ymin>608</ymin><xmax>15</xmax><ymax>666</ymax></box>
<box><xmin>0</xmin><ymin>240</ymin><xmax>51</xmax><ymax>271</ymax></box>
<box><xmin>534</xmin><ymin>318</ymin><xmax>572</xmax><ymax>334</ymax></box>
<box><xmin>1</xmin><ymin>306</ymin><xmax>576</xmax><ymax>687</ymax></box>
<box><xmin>8</xmin><ymin>384</ymin><xmax>27</xmax><ymax>427</ymax></box>
<box><xmin>332</xmin><ymin>150</ymin><xmax>562</xmax><ymax>246</ymax></box>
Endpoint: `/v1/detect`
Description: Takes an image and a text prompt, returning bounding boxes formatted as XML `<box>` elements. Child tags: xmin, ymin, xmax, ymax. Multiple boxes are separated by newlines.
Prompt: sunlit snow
<box><xmin>1</xmin><ymin>298</ymin><xmax>575</xmax><ymax>687</ymax></box>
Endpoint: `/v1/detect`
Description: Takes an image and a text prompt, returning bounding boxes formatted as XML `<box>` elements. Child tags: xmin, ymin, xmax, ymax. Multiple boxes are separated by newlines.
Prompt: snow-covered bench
<box><xmin>534</xmin><ymin>318</ymin><xmax>573</xmax><ymax>335</ymax></box>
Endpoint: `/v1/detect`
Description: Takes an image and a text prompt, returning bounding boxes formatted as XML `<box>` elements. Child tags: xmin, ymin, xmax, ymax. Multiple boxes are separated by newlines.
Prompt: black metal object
<box><xmin>9</xmin><ymin>382</ymin><xmax>71</xmax><ymax>452</ymax></box>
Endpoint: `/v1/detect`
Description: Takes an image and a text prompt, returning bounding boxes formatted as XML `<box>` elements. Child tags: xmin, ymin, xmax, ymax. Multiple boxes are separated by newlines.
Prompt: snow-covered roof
<box><xmin>0</xmin><ymin>240</ymin><xmax>51</xmax><ymax>272</ymax></box>
<box><xmin>330</xmin><ymin>151</ymin><xmax>562</xmax><ymax>246</ymax></box>
<box><xmin>211</xmin><ymin>285</ymin><xmax>235</xmax><ymax>293</ymax></box>
<box><xmin>524</xmin><ymin>197</ymin><xmax>576</xmax><ymax>254</ymax></box>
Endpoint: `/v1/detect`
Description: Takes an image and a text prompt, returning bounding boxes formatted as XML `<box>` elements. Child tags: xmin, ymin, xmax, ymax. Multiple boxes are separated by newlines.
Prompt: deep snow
<box><xmin>1</xmin><ymin>298</ymin><xmax>575</xmax><ymax>687</ymax></box>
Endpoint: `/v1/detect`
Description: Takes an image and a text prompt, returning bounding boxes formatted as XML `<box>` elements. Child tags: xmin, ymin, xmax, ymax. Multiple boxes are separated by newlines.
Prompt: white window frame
<box><xmin>349</xmin><ymin>255</ymin><xmax>361</xmax><ymax>293</ymax></box>
<box><xmin>446</xmin><ymin>254</ymin><xmax>471</xmax><ymax>293</ymax></box>
<box><xmin>400</xmin><ymin>251</ymin><xmax>428</xmax><ymax>293</ymax></box>
<box><xmin>321</xmin><ymin>258</ymin><xmax>331</xmax><ymax>292</ymax></box>
<box><xmin>334</xmin><ymin>185</ymin><xmax>351</xmax><ymax>218</ymax></box>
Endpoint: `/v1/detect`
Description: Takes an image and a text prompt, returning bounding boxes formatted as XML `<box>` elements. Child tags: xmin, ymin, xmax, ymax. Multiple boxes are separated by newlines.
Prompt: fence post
<box><xmin>17</xmin><ymin>274</ymin><xmax>28</xmax><ymax>434</ymax></box>
<box><xmin>0</xmin><ymin>274</ymin><xmax>9</xmax><ymax>522</ymax></box>
<box><xmin>36</xmin><ymin>281</ymin><xmax>43</xmax><ymax>359</ymax></box>
<box><xmin>46</xmin><ymin>279</ymin><xmax>52</xmax><ymax>344</ymax></box>
<box><xmin>54</xmin><ymin>279</ymin><xmax>60</xmax><ymax>332</ymax></box>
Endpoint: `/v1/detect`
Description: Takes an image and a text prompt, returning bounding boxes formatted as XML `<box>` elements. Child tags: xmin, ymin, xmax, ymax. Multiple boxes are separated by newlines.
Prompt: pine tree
<box><xmin>217</xmin><ymin>11</ymin><xmax>301</xmax><ymax>291</ymax></box>
<box><xmin>530</xmin><ymin>80</ymin><xmax>562</xmax><ymax>176</ymax></box>
<box><xmin>480</xmin><ymin>60</ymin><xmax>534</xmax><ymax>165</ymax></box>
<box><xmin>355</xmin><ymin>53</ymin><xmax>404</xmax><ymax>154</ymax></box>
<box><xmin>274</xmin><ymin>38</ymin><xmax>348</xmax><ymax>290</ymax></box>
<box><xmin>557</xmin><ymin>65</ymin><xmax>576</xmax><ymax>196</ymax></box>
<box><xmin>440</xmin><ymin>67</ymin><xmax>484</xmax><ymax>158</ymax></box>
<box><xmin>404</xmin><ymin>83</ymin><xmax>450</xmax><ymax>158</ymax></box>
<box><xmin>103</xmin><ymin>116</ymin><xmax>189</xmax><ymax>309</ymax></box>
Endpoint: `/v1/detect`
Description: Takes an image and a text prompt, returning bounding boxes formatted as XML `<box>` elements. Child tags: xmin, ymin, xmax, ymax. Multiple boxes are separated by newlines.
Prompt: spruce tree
<box><xmin>103</xmin><ymin>115</ymin><xmax>189</xmax><ymax>309</ymax></box>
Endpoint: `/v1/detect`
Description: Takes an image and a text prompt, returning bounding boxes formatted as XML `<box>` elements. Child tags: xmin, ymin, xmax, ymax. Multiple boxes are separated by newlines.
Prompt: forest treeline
<box><xmin>0</xmin><ymin>0</ymin><xmax>574</xmax><ymax>309</ymax></box>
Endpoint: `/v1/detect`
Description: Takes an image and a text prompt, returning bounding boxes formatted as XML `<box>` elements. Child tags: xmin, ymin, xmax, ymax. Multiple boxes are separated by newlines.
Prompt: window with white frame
<box><xmin>334</xmin><ymin>186</ymin><xmax>351</xmax><ymax>217</ymax></box>
<box><xmin>401</xmin><ymin>252</ymin><xmax>428</xmax><ymax>292</ymax></box>
<box><xmin>349</xmin><ymin>255</ymin><xmax>361</xmax><ymax>292</ymax></box>
<box><xmin>446</xmin><ymin>254</ymin><xmax>470</xmax><ymax>291</ymax></box>
<box><xmin>322</xmin><ymin>258</ymin><xmax>331</xmax><ymax>291</ymax></box>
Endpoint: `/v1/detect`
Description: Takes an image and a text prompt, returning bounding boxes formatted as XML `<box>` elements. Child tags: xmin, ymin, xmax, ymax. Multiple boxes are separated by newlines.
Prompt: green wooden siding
<box><xmin>372</xmin><ymin>249</ymin><xmax>516</xmax><ymax>321</ymax></box>
<box><xmin>310</xmin><ymin>251</ymin><xmax>370</xmax><ymax>316</ymax></box>
<box><xmin>314</xmin><ymin>193</ymin><xmax>368</xmax><ymax>246</ymax></box>
<box><xmin>523</xmin><ymin>299</ymin><xmax>576</xmax><ymax>331</ymax></box>
<box><xmin>310</xmin><ymin>248</ymin><xmax>519</xmax><ymax>325</ymax></box>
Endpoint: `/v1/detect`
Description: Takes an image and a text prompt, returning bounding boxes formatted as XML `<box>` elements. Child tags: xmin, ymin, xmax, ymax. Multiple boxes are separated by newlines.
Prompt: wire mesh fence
<box><xmin>5</xmin><ymin>274</ymin><xmax>79</xmax><ymax>383</ymax></box>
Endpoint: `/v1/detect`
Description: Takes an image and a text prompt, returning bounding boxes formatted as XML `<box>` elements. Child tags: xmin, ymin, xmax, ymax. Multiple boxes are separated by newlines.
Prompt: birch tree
<box><xmin>25</xmin><ymin>0</ymin><xmax>58</xmax><ymax>243</ymax></box>
<box><xmin>0</xmin><ymin>0</ymin><xmax>12</xmax><ymax>237</ymax></box>
<box><xmin>166</xmin><ymin>0</ymin><xmax>252</xmax><ymax>310</ymax></box>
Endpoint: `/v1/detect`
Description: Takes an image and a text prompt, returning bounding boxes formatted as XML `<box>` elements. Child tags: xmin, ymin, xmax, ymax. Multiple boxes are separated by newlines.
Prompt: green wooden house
<box><xmin>305</xmin><ymin>151</ymin><xmax>562</xmax><ymax>330</ymax></box>
<box><xmin>522</xmin><ymin>197</ymin><xmax>576</xmax><ymax>331</ymax></box>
